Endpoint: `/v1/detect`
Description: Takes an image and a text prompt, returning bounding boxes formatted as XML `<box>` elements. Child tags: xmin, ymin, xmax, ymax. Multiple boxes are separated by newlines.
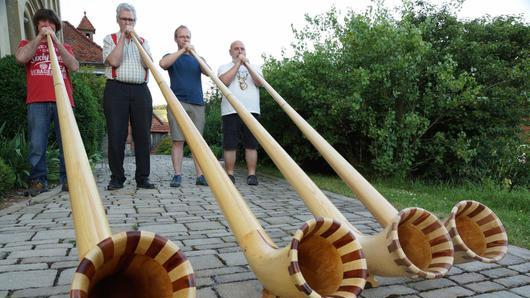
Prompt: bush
<box><xmin>204</xmin><ymin>87</ymin><xmax>223</xmax><ymax>159</ymax></box>
<box><xmin>71</xmin><ymin>68</ymin><xmax>106</xmax><ymax>157</ymax></box>
<box><xmin>261</xmin><ymin>3</ymin><xmax>530</xmax><ymax>187</ymax></box>
<box><xmin>0</xmin><ymin>57</ymin><xmax>106</xmax><ymax>158</ymax></box>
<box><xmin>0</xmin><ymin>125</ymin><xmax>29</xmax><ymax>187</ymax></box>
<box><xmin>155</xmin><ymin>135</ymin><xmax>172</xmax><ymax>155</ymax></box>
<box><xmin>0</xmin><ymin>56</ymin><xmax>27</xmax><ymax>140</ymax></box>
<box><xmin>0</xmin><ymin>157</ymin><xmax>16</xmax><ymax>195</ymax></box>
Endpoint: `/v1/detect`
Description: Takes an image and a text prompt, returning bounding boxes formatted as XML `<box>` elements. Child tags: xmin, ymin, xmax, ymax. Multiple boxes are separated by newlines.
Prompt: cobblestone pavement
<box><xmin>0</xmin><ymin>155</ymin><xmax>528</xmax><ymax>297</ymax></box>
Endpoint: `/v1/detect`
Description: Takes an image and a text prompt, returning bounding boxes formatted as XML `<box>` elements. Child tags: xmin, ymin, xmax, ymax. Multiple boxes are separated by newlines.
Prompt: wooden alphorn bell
<box><xmin>45</xmin><ymin>34</ymin><xmax>196</xmax><ymax>298</ymax></box>
<box><xmin>131</xmin><ymin>34</ymin><xmax>368</xmax><ymax>298</ymax></box>
<box><xmin>243</xmin><ymin>62</ymin><xmax>508</xmax><ymax>266</ymax></box>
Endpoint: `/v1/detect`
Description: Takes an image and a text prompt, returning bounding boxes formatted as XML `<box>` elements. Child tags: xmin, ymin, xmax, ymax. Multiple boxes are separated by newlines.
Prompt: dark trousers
<box><xmin>103</xmin><ymin>80</ymin><xmax>152</xmax><ymax>183</ymax></box>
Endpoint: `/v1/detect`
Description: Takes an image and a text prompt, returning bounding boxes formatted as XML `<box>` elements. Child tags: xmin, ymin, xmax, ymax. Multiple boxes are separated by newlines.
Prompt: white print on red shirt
<box><xmin>29</xmin><ymin>44</ymin><xmax>67</xmax><ymax>77</ymax></box>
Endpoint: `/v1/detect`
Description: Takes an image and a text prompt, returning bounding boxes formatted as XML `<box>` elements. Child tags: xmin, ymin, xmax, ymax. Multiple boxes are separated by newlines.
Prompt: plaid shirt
<box><xmin>103</xmin><ymin>32</ymin><xmax>151</xmax><ymax>84</ymax></box>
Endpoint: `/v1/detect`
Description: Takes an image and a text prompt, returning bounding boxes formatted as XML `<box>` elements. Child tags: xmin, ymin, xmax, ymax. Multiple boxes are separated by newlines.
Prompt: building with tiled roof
<box><xmin>62</xmin><ymin>12</ymin><xmax>104</xmax><ymax>74</ymax></box>
<box><xmin>0</xmin><ymin>0</ymin><xmax>61</xmax><ymax>58</ymax></box>
<box><xmin>77</xmin><ymin>12</ymin><xmax>95</xmax><ymax>37</ymax></box>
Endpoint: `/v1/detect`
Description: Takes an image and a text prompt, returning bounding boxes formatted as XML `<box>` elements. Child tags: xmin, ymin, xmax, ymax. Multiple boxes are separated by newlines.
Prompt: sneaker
<box><xmin>195</xmin><ymin>175</ymin><xmax>208</xmax><ymax>186</ymax></box>
<box><xmin>107</xmin><ymin>180</ymin><xmax>124</xmax><ymax>191</ymax></box>
<box><xmin>61</xmin><ymin>182</ymin><xmax>69</xmax><ymax>192</ymax></box>
<box><xmin>228</xmin><ymin>174</ymin><xmax>235</xmax><ymax>184</ymax></box>
<box><xmin>28</xmin><ymin>180</ymin><xmax>49</xmax><ymax>196</ymax></box>
<box><xmin>170</xmin><ymin>175</ymin><xmax>182</xmax><ymax>187</ymax></box>
<box><xmin>247</xmin><ymin>175</ymin><xmax>258</xmax><ymax>186</ymax></box>
<box><xmin>137</xmin><ymin>179</ymin><xmax>155</xmax><ymax>189</ymax></box>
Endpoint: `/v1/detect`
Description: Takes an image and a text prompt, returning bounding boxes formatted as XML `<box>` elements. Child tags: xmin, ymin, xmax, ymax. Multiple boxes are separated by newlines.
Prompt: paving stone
<box><xmin>418</xmin><ymin>286</ymin><xmax>475</xmax><ymax>298</ymax></box>
<box><xmin>472</xmin><ymin>291</ymin><xmax>524</xmax><ymax>298</ymax></box>
<box><xmin>51</xmin><ymin>261</ymin><xmax>79</xmax><ymax>269</ymax></box>
<box><xmin>32</xmin><ymin>229</ymin><xmax>75</xmax><ymax>241</ymax></box>
<box><xmin>215</xmin><ymin>280</ymin><xmax>262</xmax><ymax>298</ymax></box>
<box><xmin>0</xmin><ymin>269</ymin><xmax>57</xmax><ymax>290</ymax></box>
<box><xmin>183</xmin><ymin>238</ymin><xmax>224</xmax><ymax>247</ymax></box>
<box><xmin>186</xmin><ymin>221</ymin><xmax>226</xmax><ymax>231</ymax></box>
<box><xmin>197</xmin><ymin>287</ymin><xmax>217</xmax><ymax>297</ymax></box>
<box><xmin>511</xmin><ymin>263</ymin><xmax>530</xmax><ymax>273</ymax></box>
<box><xmin>0</xmin><ymin>232</ymin><xmax>34</xmax><ymax>243</ymax></box>
<box><xmin>456</xmin><ymin>261</ymin><xmax>500</xmax><ymax>272</ymax></box>
<box><xmin>11</xmin><ymin>285</ymin><xmax>69</xmax><ymax>297</ymax></box>
<box><xmin>8</xmin><ymin>248</ymin><xmax>68</xmax><ymax>259</ymax></box>
<box><xmin>215</xmin><ymin>271</ymin><xmax>256</xmax><ymax>283</ymax></box>
<box><xmin>218</xmin><ymin>251</ymin><xmax>248</xmax><ymax>266</ymax></box>
<box><xmin>464</xmin><ymin>281</ymin><xmax>505</xmax><ymax>293</ymax></box>
<box><xmin>495</xmin><ymin>274</ymin><xmax>530</xmax><ymax>288</ymax></box>
<box><xmin>509</xmin><ymin>246</ymin><xmax>530</xmax><ymax>260</ymax></box>
<box><xmin>498</xmin><ymin>254</ymin><xmax>527</xmax><ymax>266</ymax></box>
<box><xmin>57</xmin><ymin>267</ymin><xmax>76</xmax><ymax>285</ymax></box>
<box><xmin>447</xmin><ymin>272</ymin><xmax>485</xmax><ymax>284</ymax></box>
<box><xmin>361</xmin><ymin>285</ymin><xmax>417</xmax><ymax>297</ymax></box>
<box><xmin>138</xmin><ymin>223</ymin><xmax>186</xmax><ymax>234</ymax></box>
<box><xmin>188</xmin><ymin>255</ymin><xmax>223</xmax><ymax>270</ymax></box>
<box><xmin>480</xmin><ymin>267</ymin><xmax>519</xmax><ymax>278</ymax></box>
<box><xmin>511</xmin><ymin>285</ymin><xmax>530</xmax><ymax>298</ymax></box>
<box><xmin>0</xmin><ymin>263</ymin><xmax>48</xmax><ymax>272</ymax></box>
<box><xmin>376</xmin><ymin>276</ymin><xmax>410</xmax><ymax>286</ymax></box>
<box><xmin>409</xmin><ymin>278</ymin><xmax>456</xmax><ymax>291</ymax></box>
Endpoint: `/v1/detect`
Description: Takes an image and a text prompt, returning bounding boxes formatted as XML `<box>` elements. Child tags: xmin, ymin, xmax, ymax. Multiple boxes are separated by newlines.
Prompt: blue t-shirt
<box><xmin>166</xmin><ymin>53</ymin><xmax>204</xmax><ymax>106</ymax></box>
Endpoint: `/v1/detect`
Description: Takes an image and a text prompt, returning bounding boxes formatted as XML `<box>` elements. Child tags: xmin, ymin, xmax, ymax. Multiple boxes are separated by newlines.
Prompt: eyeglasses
<box><xmin>119</xmin><ymin>17</ymin><xmax>136</xmax><ymax>23</ymax></box>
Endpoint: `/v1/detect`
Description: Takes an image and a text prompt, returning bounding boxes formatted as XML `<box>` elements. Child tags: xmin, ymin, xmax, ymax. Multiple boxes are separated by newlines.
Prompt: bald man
<box><xmin>218</xmin><ymin>40</ymin><xmax>263</xmax><ymax>186</ymax></box>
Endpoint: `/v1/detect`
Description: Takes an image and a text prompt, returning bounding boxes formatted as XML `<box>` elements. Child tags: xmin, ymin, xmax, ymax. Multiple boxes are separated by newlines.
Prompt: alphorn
<box><xmin>187</xmin><ymin>51</ymin><xmax>455</xmax><ymax>282</ymax></box>
<box><xmin>243</xmin><ymin>62</ymin><xmax>508</xmax><ymax>265</ymax></box>
<box><xmin>45</xmin><ymin>34</ymin><xmax>196</xmax><ymax>298</ymax></box>
<box><xmin>131</xmin><ymin>33</ymin><xmax>368</xmax><ymax>298</ymax></box>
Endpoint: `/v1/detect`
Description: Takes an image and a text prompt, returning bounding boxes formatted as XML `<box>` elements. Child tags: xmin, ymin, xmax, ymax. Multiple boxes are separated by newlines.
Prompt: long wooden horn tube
<box><xmin>244</xmin><ymin>63</ymin><xmax>508</xmax><ymax>264</ymax></box>
<box><xmin>46</xmin><ymin>35</ymin><xmax>196</xmax><ymax>298</ymax></box>
<box><xmin>130</xmin><ymin>34</ymin><xmax>368</xmax><ymax>298</ymax></box>
<box><xmin>184</xmin><ymin>47</ymin><xmax>454</xmax><ymax>280</ymax></box>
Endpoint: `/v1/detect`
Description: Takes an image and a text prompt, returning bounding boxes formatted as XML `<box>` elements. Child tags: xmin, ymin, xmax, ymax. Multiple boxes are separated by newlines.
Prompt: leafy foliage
<box><xmin>0</xmin><ymin>124</ymin><xmax>29</xmax><ymax>188</ymax></box>
<box><xmin>260</xmin><ymin>1</ymin><xmax>530</xmax><ymax>187</ymax></box>
<box><xmin>0</xmin><ymin>56</ymin><xmax>27</xmax><ymax>140</ymax></box>
<box><xmin>204</xmin><ymin>87</ymin><xmax>223</xmax><ymax>159</ymax></box>
<box><xmin>70</xmin><ymin>68</ymin><xmax>106</xmax><ymax>157</ymax></box>
<box><xmin>0</xmin><ymin>157</ymin><xmax>16</xmax><ymax>195</ymax></box>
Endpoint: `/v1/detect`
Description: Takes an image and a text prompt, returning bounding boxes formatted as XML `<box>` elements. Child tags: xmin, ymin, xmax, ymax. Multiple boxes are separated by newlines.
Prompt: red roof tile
<box><xmin>62</xmin><ymin>21</ymin><xmax>102</xmax><ymax>64</ymax></box>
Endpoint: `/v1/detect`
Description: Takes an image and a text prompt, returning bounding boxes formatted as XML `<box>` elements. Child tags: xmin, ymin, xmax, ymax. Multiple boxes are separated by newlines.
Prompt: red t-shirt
<box><xmin>18</xmin><ymin>39</ymin><xmax>75</xmax><ymax>106</ymax></box>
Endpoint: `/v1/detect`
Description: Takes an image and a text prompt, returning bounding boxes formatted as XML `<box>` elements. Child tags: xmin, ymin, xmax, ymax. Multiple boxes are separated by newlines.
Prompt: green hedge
<box><xmin>260</xmin><ymin>3</ymin><xmax>529</xmax><ymax>187</ymax></box>
<box><xmin>0</xmin><ymin>157</ymin><xmax>16</xmax><ymax>195</ymax></box>
<box><xmin>0</xmin><ymin>56</ymin><xmax>106</xmax><ymax>157</ymax></box>
<box><xmin>0</xmin><ymin>56</ymin><xmax>27</xmax><ymax>140</ymax></box>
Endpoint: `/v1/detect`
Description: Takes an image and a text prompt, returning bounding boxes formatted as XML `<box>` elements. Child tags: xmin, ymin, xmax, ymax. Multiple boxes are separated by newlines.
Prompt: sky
<box><xmin>60</xmin><ymin>0</ymin><xmax>530</xmax><ymax>105</ymax></box>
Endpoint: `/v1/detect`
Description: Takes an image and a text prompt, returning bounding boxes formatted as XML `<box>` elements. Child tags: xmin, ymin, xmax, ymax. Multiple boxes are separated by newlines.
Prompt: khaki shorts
<box><xmin>167</xmin><ymin>102</ymin><xmax>205</xmax><ymax>141</ymax></box>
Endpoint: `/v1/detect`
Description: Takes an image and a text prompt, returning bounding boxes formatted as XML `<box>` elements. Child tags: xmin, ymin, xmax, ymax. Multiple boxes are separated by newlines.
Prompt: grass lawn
<box><xmin>259</xmin><ymin>166</ymin><xmax>530</xmax><ymax>249</ymax></box>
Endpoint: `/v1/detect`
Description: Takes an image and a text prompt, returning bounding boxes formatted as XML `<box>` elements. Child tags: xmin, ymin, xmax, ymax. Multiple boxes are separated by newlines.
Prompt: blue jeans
<box><xmin>27</xmin><ymin>103</ymin><xmax>66</xmax><ymax>184</ymax></box>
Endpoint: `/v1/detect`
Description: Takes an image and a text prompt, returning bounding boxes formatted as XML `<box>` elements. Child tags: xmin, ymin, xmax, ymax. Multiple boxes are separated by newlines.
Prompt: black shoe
<box><xmin>107</xmin><ymin>180</ymin><xmax>124</xmax><ymax>190</ymax></box>
<box><xmin>228</xmin><ymin>174</ymin><xmax>235</xmax><ymax>184</ymax></box>
<box><xmin>195</xmin><ymin>175</ymin><xmax>208</xmax><ymax>186</ymax></box>
<box><xmin>247</xmin><ymin>175</ymin><xmax>258</xmax><ymax>186</ymax></box>
<box><xmin>61</xmin><ymin>182</ymin><xmax>69</xmax><ymax>192</ymax></box>
<box><xmin>27</xmin><ymin>180</ymin><xmax>49</xmax><ymax>196</ymax></box>
<box><xmin>137</xmin><ymin>180</ymin><xmax>155</xmax><ymax>189</ymax></box>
